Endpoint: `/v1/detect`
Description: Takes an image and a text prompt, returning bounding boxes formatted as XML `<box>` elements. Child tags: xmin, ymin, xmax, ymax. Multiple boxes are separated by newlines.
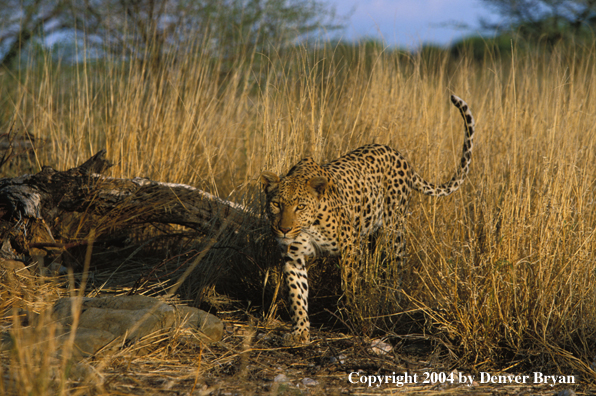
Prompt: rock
<box><xmin>54</xmin><ymin>295</ymin><xmax>169</xmax><ymax>313</ymax></box>
<box><xmin>68</xmin><ymin>362</ymin><xmax>104</xmax><ymax>384</ymax></box>
<box><xmin>4</xmin><ymin>295</ymin><xmax>224</xmax><ymax>361</ymax></box>
<box><xmin>1</xmin><ymin>324</ymin><xmax>116</xmax><ymax>360</ymax></box>
<box><xmin>329</xmin><ymin>354</ymin><xmax>346</xmax><ymax>364</ymax></box>
<box><xmin>273</xmin><ymin>374</ymin><xmax>288</xmax><ymax>383</ymax></box>
<box><xmin>0</xmin><ymin>259</ymin><xmax>31</xmax><ymax>285</ymax></box>
<box><xmin>0</xmin><ymin>259</ymin><xmax>33</xmax><ymax>299</ymax></box>
<box><xmin>52</xmin><ymin>296</ymin><xmax>176</xmax><ymax>340</ymax></box>
<box><xmin>50</xmin><ymin>296</ymin><xmax>222</xmax><ymax>355</ymax></box>
<box><xmin>60</xmin><ymin>327</ymin><xmax>118</xmax><ymax>360</ymax></box>
<box><xmin>555</xmin><ymin>390</ymin><xmax>576</xmax><ymax>396</ymax></box>
<box><xmin>81</xmin><ymin>306</ymin><xmax>175</xmax><ymax>339</ymax></box>
<box><xmin>175</xmin><ymin>305</ymin><xmax>223</xmax><ymax>342</ymax></box>
<box><xmin>301</xmin><ymin>378</ymin><xmax>318</xmax><ymax>387</ymax></box>
<box><xmin>370</xmin><ymin>339</ymin><xmax>392</xmax><ymax>355</ymax></box>
<box><xmin>0</xmin><ymin>258</ymin><xmax>28</xmax><ymax>273</ymax></box>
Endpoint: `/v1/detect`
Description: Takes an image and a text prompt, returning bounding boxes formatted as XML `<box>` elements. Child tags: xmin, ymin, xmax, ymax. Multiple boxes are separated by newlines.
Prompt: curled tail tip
<box><xmin>450</xmin><ymin>95</ymin><xmax>472</xmax><ymax>119</ymax></box>
<box><xmin>450</xmin><ymin>94</ymin><xmax>465</xmax><ymax>106</ymax></box>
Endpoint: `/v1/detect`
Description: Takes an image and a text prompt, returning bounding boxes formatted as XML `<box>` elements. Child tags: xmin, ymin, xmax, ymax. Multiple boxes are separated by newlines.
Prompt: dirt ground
<box><xmin>1</xmin><ymin>254</ymin><xmax>592</xmax><ymax>395</ymax></box>
<box><xmin>90</xmin><ymin>314</ymin><xmax>591</xmax><ymax>396</ymax></box>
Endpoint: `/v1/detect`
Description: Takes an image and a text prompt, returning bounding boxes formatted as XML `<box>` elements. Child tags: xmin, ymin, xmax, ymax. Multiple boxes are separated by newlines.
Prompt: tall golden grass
<box><xmin>1</xmin><ymin>37</ymin><xmax>595</xmax><ymax>390</ymax></box>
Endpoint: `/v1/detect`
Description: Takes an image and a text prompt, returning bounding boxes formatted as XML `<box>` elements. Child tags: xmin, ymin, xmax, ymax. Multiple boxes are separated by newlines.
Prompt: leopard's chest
<box><xmin>302</xmin><ymin>222</ymin><xmax>340</xmax><ymax>257</ymax></box>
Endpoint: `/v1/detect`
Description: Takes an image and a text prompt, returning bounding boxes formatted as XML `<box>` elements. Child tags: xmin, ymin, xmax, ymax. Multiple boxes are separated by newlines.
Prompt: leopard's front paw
<box><xmin>283</xmin><ymin>329</ymin><xmax>310</xmax><ymax>345</ymax></box>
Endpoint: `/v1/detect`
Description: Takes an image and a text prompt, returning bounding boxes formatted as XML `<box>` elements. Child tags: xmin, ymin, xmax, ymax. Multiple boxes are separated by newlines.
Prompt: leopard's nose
<box><xmin>279</xmin><ymin>226</ymin><xmax>292</xmax><ymax>234</ymax></box>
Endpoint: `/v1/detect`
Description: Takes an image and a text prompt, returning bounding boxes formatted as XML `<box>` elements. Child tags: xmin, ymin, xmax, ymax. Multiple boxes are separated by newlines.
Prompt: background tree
<box><xmin>0</xmin><ymin>0</ymin><xmax>343</xmax><ymax>69</ymax></box>
<box><xmin>0</xmin><ymin>0</ymin><xmax>73</xmax><ymax>68</ymax></box>
<box><xmin>480</xmin><ymin>0</ymin><xmax>596</xmax><ymax>44</ymax></box>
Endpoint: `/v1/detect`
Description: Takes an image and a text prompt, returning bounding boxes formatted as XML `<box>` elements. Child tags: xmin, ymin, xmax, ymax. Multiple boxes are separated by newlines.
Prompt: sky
<box><xmin>327</xmin><ymin>0</ymin><xmax>501</xmax><ymax>48</ymax></box>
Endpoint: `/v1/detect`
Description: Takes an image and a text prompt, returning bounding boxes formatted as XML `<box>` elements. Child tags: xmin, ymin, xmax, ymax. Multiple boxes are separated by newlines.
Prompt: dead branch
<box><xmin>0</xmin><ymin>150</ymin><xmax>263</xmax><ymax>256</ymax></box>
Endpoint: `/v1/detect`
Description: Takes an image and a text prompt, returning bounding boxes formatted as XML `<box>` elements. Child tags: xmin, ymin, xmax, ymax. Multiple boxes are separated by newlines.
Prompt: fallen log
<box><xmin>0</xmin><ymin>150</ymin><xmax>281</xmax><ymax>341</ymax></box>
<box><xmin>0</xmin><ymin>150</ymin><xmax>263</xmax><ymax>256</ymax></box>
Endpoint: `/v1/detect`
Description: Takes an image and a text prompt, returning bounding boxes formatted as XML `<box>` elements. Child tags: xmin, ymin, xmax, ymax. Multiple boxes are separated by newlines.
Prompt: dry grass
<box><xmin>1</xmin><ymin>38</ymin><xmax>596</xmax><ymax>393</ymax></box>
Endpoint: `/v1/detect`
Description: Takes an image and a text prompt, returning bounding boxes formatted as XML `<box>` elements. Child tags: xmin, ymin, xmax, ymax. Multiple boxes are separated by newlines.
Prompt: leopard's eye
<box><xmin>296</xmin><ymin>204</ymin><xmax>306</xmax><ymax>211</ymax></box>
<box><xmin>271</xmin><ymin>201</ymin><xmax>280</xmax><ymax>208</ymax></box>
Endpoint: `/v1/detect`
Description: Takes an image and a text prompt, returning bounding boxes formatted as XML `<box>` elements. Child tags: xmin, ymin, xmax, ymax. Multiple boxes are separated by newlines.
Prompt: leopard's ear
<box><xmin>307</xmin><ymin>176</ymin><xmax>328</xmax><ymax>198</ymax></box>
<box><xmin>260</xmin><ymin>171</ymin><xmax>280</xmax><ymax>192</ymax></box>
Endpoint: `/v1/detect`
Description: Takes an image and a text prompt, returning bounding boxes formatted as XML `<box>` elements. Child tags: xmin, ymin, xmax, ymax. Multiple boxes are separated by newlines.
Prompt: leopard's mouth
<box><xmin>273</xmin><ymin>227</ymin><xmax>300</xmax><ymax>240</ymax></box>
<box><xmin>274</xmin><ymin>232</ymin><xmax>296</xmax><ymax>240</ymax></box>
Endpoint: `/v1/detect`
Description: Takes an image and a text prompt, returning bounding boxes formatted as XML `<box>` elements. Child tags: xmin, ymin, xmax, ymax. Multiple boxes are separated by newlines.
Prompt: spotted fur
<box><xmin>260</xmin><ymin>95</ymin><xmax>475</xmax><ymax>343</ymax></box>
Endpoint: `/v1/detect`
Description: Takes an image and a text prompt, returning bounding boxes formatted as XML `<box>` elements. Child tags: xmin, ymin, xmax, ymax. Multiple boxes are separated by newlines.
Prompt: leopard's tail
<box><xmin>411</xmin><ymin>95</ymin><xmax>475</xmax><ymax>197</ymax></box>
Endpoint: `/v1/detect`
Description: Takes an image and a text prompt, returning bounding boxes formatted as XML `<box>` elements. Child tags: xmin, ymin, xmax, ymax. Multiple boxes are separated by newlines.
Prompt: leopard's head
<box><xmin>260</xmin><ymin>158</ymin><xmax>328</xmax><ymax>241</ymax></box>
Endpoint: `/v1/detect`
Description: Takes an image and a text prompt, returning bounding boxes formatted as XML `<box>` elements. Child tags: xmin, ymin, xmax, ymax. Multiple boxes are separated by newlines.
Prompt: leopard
<box><xmin>260</xmin><ymin>95</ymin><xmax>475</xmax><ymax>344</ymax></box>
